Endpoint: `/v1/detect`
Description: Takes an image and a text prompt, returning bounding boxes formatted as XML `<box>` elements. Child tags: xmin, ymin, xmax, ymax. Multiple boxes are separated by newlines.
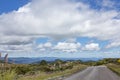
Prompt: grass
<box><xmin>1</xmin><ymin>57</ymin><xmax>120</xmax><ymax>80</ymax></box>
<box><xmin>0</xmin><ymin>59</ymin><xmax>88</xmax><ymax>80</ymax></box>
<box><xmin>0</xmin><ymin>61</ymin><xmax>87</xmax><ymax>80</ymax></box>
<box><xmin>17</xmin><ymin>64</ymin><xmax>87</xmax><ymax>80</ymax></box>
<box><xmin>0</xmin><ymin>70</ymin><xmax>16</xmax><ymax>80</ymax></box>
<box><xmin>107</xmin><ymin>63</ymin><xmax>120</xmax><ymax>76</ymax></box>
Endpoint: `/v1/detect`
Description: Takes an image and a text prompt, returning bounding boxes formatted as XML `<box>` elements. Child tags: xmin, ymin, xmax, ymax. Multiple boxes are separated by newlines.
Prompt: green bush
<box><xmin>16</xmin><ymin>66</ymin><xmax>32</xmax><ymax>75</ymax></box>
<box><xmin>39</xmin><ymin>66</ymin><xmax>51</xmax><ymax>72</ymax></box>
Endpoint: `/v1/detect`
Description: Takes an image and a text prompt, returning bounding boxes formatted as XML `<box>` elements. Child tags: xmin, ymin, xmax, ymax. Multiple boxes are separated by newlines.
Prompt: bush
<box><xmin>39</xmin><ymin>66</ymin><xmax>51</xmax><ymax>72</ymax></box>
<box><xmin>16</xmin><ymin>66</ymin><xmax>32</xmax><ymax>75</ymax></box>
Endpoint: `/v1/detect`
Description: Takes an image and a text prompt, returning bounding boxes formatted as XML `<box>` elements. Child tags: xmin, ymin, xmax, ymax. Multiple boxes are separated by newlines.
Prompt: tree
<box><xmin>117</xmin><ymin>59</ymin><xmax>120</xmax><ymax>63</ymax></box>
<box><xmin>40</xmin><ymin>60</ymin><xmax>47</xmax><ymax>66</ymax></box>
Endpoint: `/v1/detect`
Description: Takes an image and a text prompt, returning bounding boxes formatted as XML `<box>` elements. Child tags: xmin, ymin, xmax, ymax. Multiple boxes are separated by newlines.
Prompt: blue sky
<box><xmin>0</xmin><ymin>0</ymin><xmax>31</xmax><ymax>14</ymax></box>
<box><xmin>0</xmin><ymin>0</ymin><xmax>120</xmax><ymax>58</ymax></box>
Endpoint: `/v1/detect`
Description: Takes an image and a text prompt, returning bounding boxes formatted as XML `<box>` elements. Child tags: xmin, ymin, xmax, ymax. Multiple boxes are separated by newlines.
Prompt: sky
<box><xmin>0</xmin><ymin>0</ymin><xmax>120</xmax><ymax>58</ymax></box>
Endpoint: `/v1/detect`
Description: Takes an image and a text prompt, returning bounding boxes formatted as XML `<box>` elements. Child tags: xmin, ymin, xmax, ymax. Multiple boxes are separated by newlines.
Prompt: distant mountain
<box><xmin>8</xmin><ymin>57</ymin><xmax>58</xmax><ymax>64</ymax></box>
<box><xmin>7</xmin><ymin>57</ymin><xmax>102</xmax><ymax>64</ymax></box>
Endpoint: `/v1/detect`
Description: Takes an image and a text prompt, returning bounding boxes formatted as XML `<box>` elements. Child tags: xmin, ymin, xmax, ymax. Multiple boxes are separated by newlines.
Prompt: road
<box><xmin>64</xmin><ymin>66</ymin><xmax>120</xmax><ymax>80</ymax></box>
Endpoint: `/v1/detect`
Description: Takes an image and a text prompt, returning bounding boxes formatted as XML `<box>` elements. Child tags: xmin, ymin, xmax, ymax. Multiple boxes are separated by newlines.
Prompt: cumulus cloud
<box><xmin>37</xmin><ymin>42</ymin><xmax>53</xmax><ymax>52</ymax></box>
<box><xmin>0</xmin><ymin>0</ymin><xmax>119</xmax><ymax>40</ymax></box>
<box><xmin>102</xmin><ymin>0</ymin><xmax>115</xmax><ymax>8</ymax></box>
<box><xmin>54</xmin><ymin>42</ymin><xmax>81</xmax><ymax>52</ymax></box>
<box><xmin>82</xmin><ymin>43</ymin><xmax>100</xmax><ymax>51</ymax></box>
<box><xmin>38</xmin><ymin>42</ymin><xmax>52</xmax><ymax>48</ymax></box>
<box><xmin>0</xmin><ymin>35</ymin><xmax>35</xmax><ymax>45</ymax></box>
<box><xmin>0</xmin><ymin>0</ymin><xmax>120</xmax><ymax>53</ymax></box>
<box><xmin>37</xmin><ymin>41</ymin><xmax>82</xmax><ymax>53</ymax></box>
<box><xmin>0</xmin><ymin>35</ymin><xmax>36</xmax><ymax>53</ymax></box>
<box><xmin>106</xmin><ymin>40</ymin><xmax>120</xmax><ymax>48</ymax></box>
<box><xmin>37</xmin><ymin>41</ymin><xmax>101</xmax><ymax>52</ymax></box>
<box><xmin>0</xmin><ymin>44</ymin><xmax>33</xmax><ymax>52</ymax></box>
<box><xmin>44</xmin><ymin>42</ymin><xmax>52</xmax><ymax>48</ymax></box>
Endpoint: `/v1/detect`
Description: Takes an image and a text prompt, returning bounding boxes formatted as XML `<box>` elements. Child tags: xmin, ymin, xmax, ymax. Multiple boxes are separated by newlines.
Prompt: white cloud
<box><xmin>106</xmin><ymin>40</ymin><xmax>120</xmax><ymax>48</ymax></box>
<box><xmin>0</xmin><ymin>0</ymin><xmax>119</xmax><ymax>40</ymax></box>
<box><xmin>102</xmin><ymin>0</ymin><xmax>115</xmax><ymax>8</ymax></box>
<box><xmin>0</xmin><ymin>0</ymin><xmax>120</xmax><ymax>53</ymax></box>
<box><xmin>37</xmin><ymin>42</ymin><xmax>53</xmax><ymax>52</ymax></box>
<box><xmin>0</xmin><ymin>44</ymin><xmax>33</xmax><ymax>52</ymax></box>
<box><xmin>38</xmin><ymin>42</ymin><xmax>52</xmax><ymax>48</ymax></box>
<box><xmin>37</xmin><ymin>41</ymin><xmax>101</xmax><ymax>52</ymax></box>
<box><xmin>44</xmin><ymin>42</ymin><xmax>52</xmax><ymax>48</ymax></box>
<box><xmin>0</xmin><ymin>35</ymin><xmax>35</xmax><ymax>45</ymax></box>
<box><xmin>54</xmin><ymin>42</ymin><xmax>81</xmax><ymax>52</ymax></box>
<box><xmin>83</xmin><ymin>43</ymin><xmax>100</xmax><ymax>51</ymax></box>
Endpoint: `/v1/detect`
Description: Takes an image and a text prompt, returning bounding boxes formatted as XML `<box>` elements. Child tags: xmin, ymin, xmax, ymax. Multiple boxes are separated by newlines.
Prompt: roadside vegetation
<box><xmin>0</xmin><ymin>52</ymin><xmax>120</xmax><ymax>80</ymax></box>
<box><xmin>0</xmin><ymin>54</ymin><xmax>87</xmax><ymax>80</ymax></box>
<box><xmin>107</xmin><ymin>63</ymin><xmax>120</xmax><ymax>76</ymax></box>
<box><xmin>84</xmin><ymin>58</ymin><xmax>120</xmax><ymax>76</ymax></box>
<box><xmin>106</xmin><ymin>59</ymin><xmax>120</xmax><ymax>76</ymax></box>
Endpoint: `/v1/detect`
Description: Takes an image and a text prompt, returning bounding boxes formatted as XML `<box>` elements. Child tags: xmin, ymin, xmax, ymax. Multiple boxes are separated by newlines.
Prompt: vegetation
<box><xmin>88</xmin><ymin>58</ymin><xmax>120</xmax><ymax>76</ymax></box>
<box><xmin>105</xmin><ymin>58</ymin><xmax>120</xmax><ymax>76</ymax></box>
<box><xmin>82</xmin><ymin>58</ymin><xmax>120</xmax><ymax>66</ymax></box>
<box><xmin>18</xmin><ymin>64</ymin><xmax>86</xmax><ymax>80</ymax></box>
<box><xmin>0</xmin><ymin>55</ymin><xmax>87</xmax><ymax>80</ymax></box>
<box><xmin>0</xmin><ymin>53</ymin><xmax>16</xmax><ymax>80</ymax></box>
<box><xmin>0</xmin><ymin>70</ymin><xmax>16</xmax><ymax>80</ymax></box>
<box><xmin>107</xmin><ymin>63</ymin><xmax>120</xmax><ymax>76</ymax></box>
<box><xmin>0</xmin><ymin>52</ymin><xmax>120</xmax><ymax>80</ymax></box>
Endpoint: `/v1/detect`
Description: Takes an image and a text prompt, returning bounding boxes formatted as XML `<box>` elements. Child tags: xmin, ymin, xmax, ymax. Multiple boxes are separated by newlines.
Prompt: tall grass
<box><xmin>0</xmin><ymin>70</ymin><xmax>16</xmax><ymax>80</ymax></box>
<box><xmin>0</xmin><ymin>53</ymin><xmax>16</xmax><ymax>80</ymax></box>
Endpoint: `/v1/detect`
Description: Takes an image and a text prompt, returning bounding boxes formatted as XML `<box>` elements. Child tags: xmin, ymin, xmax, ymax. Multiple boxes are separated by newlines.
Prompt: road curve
<box><xmin>64</xmin><ymin>66</ymin><xmax>120</xmax><ymax>80</ymax></box>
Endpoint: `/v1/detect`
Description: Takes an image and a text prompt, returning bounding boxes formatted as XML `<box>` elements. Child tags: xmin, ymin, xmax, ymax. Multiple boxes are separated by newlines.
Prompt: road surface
<box><xmin>64</xmin><ymin>66</ymin><xmax>120</xmax><ymax>80</ymax></box>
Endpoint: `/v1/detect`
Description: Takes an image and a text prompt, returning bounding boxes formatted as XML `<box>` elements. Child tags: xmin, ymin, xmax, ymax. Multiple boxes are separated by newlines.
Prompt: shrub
<box><xmin>16</xmin><ymin>66</ymin><xmax>32</xmax><ymax>75</ymax></box>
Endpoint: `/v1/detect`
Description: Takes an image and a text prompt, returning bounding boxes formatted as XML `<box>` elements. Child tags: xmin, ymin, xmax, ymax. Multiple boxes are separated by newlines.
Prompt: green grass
<box><xmin>107</xmin><ymin>63</ymin><xmax>120</xmax><ymax>76</ymax></box>
<box><xmin>0</xmin><ymin>70</ymin><xmax>16</xmax><ymax>80</ymax></box>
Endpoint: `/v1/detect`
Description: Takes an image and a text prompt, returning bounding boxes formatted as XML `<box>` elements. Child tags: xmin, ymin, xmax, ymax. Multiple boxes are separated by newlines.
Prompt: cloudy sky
<box><xmin>0</xmin><ymin>0</ymin><xmax>120</xmax><ymax>58</ymax></box>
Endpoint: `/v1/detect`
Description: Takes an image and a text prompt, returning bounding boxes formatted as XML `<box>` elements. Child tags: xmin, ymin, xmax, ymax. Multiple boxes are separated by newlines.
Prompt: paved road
<box><xmin>64</xmin><ymin>66</ymin><xmax>120</xmax><ymax>80</ymax></box>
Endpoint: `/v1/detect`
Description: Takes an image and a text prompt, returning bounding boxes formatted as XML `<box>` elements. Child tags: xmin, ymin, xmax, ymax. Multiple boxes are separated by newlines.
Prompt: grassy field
<box><xmin>17</xmin><ymin>64</ymin><xmax>87</xmax><ymax>80</ymax></box>
<box><xmin>107</xmin><ymin>63</ymin><xmax>120</xmax><ymax>76</ymax></box>
<box><xmin>1</xmin><ymin>58</ymin><xmax>120</xmax><ymax>80</ymax></box>
<box><xmin>0</xmin><ymin>70</ymin><xmax>16</xmax><ymax>80</ymax></box>
<box><xmin>0</xmin><ymin>60</ymin><xmax>87</xmax><ymax>80</ymax></box>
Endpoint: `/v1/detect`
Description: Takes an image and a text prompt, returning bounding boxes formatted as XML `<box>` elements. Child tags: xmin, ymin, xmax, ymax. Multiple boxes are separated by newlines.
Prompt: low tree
<box><xmin>117</xmin><ymin>59</ymin><xmax>120</xmax><ymax>64</ymax></box>
<box><xmin>40</xmin><ymin>60</ymin><xmax>47</xmax><ymax>66</ymax></box>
